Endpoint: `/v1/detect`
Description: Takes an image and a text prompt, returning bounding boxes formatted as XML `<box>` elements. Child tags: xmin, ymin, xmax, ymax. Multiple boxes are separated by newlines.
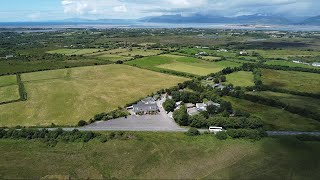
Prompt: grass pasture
<box><xmin>248</xmin><ymin>91</ymin><xmax>320</xmax><ymax>113</ymax></box>
<box><xmin>47</xmin><ymin>49</ymin><xmax>102</xmax><ymax>56</ymax></box>
<box><xmin>0</xmin><ymin>75</ymin><xmax>17</xmax><ymax>87</ymax></box>
<box><xmin>0</xmin><ymin>75</ymin><xmax>19</xmax><ymax>103</ymax></box>
<box><xmin>224</xmin><ymin>97</ymin><xmax>320</xmax><ymax>131</ymax></box>
<box><xmin>261</xmin><ymin>69</ymin><xmax>320</xmax><ymax>94</ymax></box>
<box><xmin>225</xmin><ymin>71</ymin><xmax>254</xmax><ymax>87</ymax></box>
<box><xmin>0</xmin><ymin>85</ymin><xmax>20</xmax><ymax>103</ymax></box>
<box><xmin>265</xmin><ymin>60</ymin><xmax>320</xmax><ymax>69</ymax></box>
<box><xmin>126</xmin><ymin>54</ymin><xmax>241</xmax><ymax>76</ymax></box>
<box><xmin>249</xmin><ymin>49</ymin><xmax>320</xmax><ymax>59</ymax></box>
<box><xmin>0</xmin><ymin>65</ymin><xmax>188</xmax><ymax>127</ymax></box>
<box><xmin>0</xmin><ymin>133</ymin><xmax>319</xmax><ymax>179</ymax></box>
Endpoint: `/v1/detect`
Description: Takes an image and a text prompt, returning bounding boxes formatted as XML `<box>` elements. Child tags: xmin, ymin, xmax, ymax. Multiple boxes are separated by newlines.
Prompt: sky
<box><xmin>0</xmin><ymin>0</ymin><xmax>319</xmax><ymax>21</ymax></box>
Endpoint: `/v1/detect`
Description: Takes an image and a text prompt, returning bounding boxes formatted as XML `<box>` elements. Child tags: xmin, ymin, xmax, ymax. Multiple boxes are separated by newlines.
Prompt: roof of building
<box><xmin>133</xmin><ymin>102</ymin><xmax>158</xmax><ymax>113</ymax></box>
<box><xmin>186</xmin><ymin>103</ymin><xmax>195</xmax><ymax>108</ymax></box>
<box><xmin>187</xmin><ymin>107</ymin><xmax>200</xmax><ymax>116</ymax></box>
<box><xmin>141</xmin><ymin>97</ymin><xmax>156</xmax><ymax>104</ymax></box>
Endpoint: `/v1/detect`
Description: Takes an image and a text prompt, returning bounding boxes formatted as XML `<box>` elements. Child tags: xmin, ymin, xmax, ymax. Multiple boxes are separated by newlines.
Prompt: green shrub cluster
<box><xmin>186</xmin><ymin>128</ymin><xmax>200</xmax><ymax>136</ymax></box>
<box><xmin>93</xmin><ymin>108</ymin><xmax>130</xmax><ymax>122</ymax></box>
<box><xmin>226</xmin><ymin>129</ymin><xmax>266</xmax><ymax>140</ymax></box>
<box><xmin>0</xmin><ymin>128</ymin><xmax>135</xmax><ymax>146</ymax></box>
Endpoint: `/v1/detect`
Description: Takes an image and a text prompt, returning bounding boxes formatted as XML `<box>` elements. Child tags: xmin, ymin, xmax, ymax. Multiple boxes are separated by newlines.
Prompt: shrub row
<box><xmin>16</xmin><ymin>74</ymin><xmax>27</xmax><ymax>101</ymax></box>
<box><xmin>92</xmin><ymin>108</ymin><xmax>130</xmax><ymax>122</ymax></box>
<box><xmin>226</xmin><ymin>129</ymin><xmax>267</xmax><ymax>140</ymax></box>
<box><xmin>0</xmin><ymin>128</ymin><xmax>135</xmax><ymax>146</ymax></box>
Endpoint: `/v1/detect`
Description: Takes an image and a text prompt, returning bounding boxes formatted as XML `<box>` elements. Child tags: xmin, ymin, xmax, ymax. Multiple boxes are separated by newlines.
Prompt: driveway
<box><xmin>79</xmin><ymin>96</ymin><xmax>187</xmax><ymax>132</ymax></box>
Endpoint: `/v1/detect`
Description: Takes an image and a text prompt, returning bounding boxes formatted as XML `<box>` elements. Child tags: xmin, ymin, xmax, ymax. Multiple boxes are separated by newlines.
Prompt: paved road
<box><xmin>267</xmin><ymin>131</ymin><xmax>320</xmax><ymax>136</ymax></box>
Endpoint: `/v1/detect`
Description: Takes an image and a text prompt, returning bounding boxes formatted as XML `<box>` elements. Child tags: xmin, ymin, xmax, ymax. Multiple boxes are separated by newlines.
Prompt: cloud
<box><xmin>60</xmin><ymin>0</ymin><xmax>320</xmax><ymax>18</ymax></box>
<box><xmin>113</xmin><ymin>5</ymin><xmax>127</xmax><ymax>13</ymax></box>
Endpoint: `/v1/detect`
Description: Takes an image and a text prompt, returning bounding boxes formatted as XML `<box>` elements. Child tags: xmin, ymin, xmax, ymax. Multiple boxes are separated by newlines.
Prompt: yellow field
<box><xmin>0</xmin><ymin>65</ymin><xmax>188</xmax><ymax>127</ymax></box>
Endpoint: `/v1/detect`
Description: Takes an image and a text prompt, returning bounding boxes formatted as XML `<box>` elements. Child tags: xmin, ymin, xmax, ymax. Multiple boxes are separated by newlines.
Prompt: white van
<box><xmin>209</xmin><ymin>126</ymin><xmax>223</xmax><ymax>134</ymax></box>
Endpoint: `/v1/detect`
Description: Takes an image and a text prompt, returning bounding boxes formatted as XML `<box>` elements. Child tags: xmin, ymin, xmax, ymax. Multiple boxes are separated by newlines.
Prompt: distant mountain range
<box><xmin>300</xmin><ymin>16</ymin><xmax>320</xmax><ymax>25</ymax></box>
<box><xmin>61</xmin><ymin>14</ymin><xmax>320</xmax><ymax>26</ymax></box>
<box><xmin>140</xmin><ymin>14</ymin><xmax>292</xmax><ymax>25</ymax></box>
<box><xmin>2</xmin><ymin>14</ymin><xmax>320</xmax><ymax>26</ymax></box>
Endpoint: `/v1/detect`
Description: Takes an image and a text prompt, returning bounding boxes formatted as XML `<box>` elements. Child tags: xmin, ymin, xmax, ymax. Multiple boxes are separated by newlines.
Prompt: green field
<box><xmin>126</xmin><ymin>54</ymin><xmax>241</xmax><ymax>76</ymax></box>
<box><xmin>0</xmin><ymin>65</ymin><xmax>188</xmax><ymax>127</ymax></box>
<box><xmin>224</xmin><ymin>97</ymin><xmax>320</xmax><ymax>131</ymax></box>
<box><xmin>225</xmin><ymin>71</ymin><xmax>254</xmax><ymax>87</ymax></box>
<box><xmin>0</xmin><ymin>133</ymin><xmax>319</xmax><ymax>179</ymax></box>
<box><xmin>249</xmin><ymin>49</ymin><xmax>320</xmax><ymax>59</ymax></box>
<box><xmin>47</xmin><ymin>49</ymin><xmax>102</xmax><ymax>56</ymax></box>
<box><xmin>178</xmin><ymin>48</ymin><xmax>237</xmax><ymax>58</ymax></box>
<box><xmin>248</xmin><ymin>91</ymin><xmax>320</xmax><ymax>113</ymax></box>
<box><xmin>0</xmin><ymin>85</ymin><xmax>20</xmax><ymax>103</ymax></box>
<box><xmin>262</xmin><ymin>69</ymin><xmax>320</xmax><ymax>94</ymax></box>
<box><xmin>0</xmin><ymin>75</ymin><xmax>17</xmax><ymax>87</ymax></box>
<box><xmin>265</xmin><ymin>60</ymin><xmax>320</xmax><ymax>69</ymax></box>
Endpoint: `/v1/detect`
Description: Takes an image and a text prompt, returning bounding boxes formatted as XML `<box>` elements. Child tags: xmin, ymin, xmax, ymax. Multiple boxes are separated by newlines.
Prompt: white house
<box><xmin>312</xmin><ymin>62</ymin><xmax>320</xmax><ymax>67</ymax></box>
<box><xmin>239</xmin><ymin>51</ymin><xmax>248</xmax><ymax>56</ymax></box>
<box><xmin>196</xmin><ymin>103</ymin><xmax>206</xmax><ymax>111</ymax></box>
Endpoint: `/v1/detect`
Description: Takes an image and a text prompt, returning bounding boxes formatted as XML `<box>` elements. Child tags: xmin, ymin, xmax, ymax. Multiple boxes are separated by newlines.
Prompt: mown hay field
<box><xmin>0</xmin><ymin>65</ymin><xmax>188</xmax><ymax>127</ymax></box>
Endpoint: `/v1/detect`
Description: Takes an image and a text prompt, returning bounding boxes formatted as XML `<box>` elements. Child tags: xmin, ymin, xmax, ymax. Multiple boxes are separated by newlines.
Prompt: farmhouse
<box><xmin>217</xmin><ymin>49</ymin><xmax>228</xmax><ymax>52</ymax></box>
<box><xmin>5</xmin><ymin>55</ymin><xmax>14</xmax><ymax>59</ymax></box>
<box><xmin>212</xmin><ymin>84</ymin><xmax>226</xmax><ymax>90</ymax></box>
<box><xmin>196</xmin><ymin>103</ymin><xmax>206</xmax><ymax>111</ymax></box>
<box><xmin>132</xmin><ymin>97</ymin><xmax>159</xmax><ymax>115</ymax></box>
<box><xmin>312</xmin><ymin>62</ymin><xmax>320</xmax><ymax>67</ymax></box>
<box><xmin>239</xmin><ymin>51</ymin><xmax>248</xmax><ymax>56</ymax></box>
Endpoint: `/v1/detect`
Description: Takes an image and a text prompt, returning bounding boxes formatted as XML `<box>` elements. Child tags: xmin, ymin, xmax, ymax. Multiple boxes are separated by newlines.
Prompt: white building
<box><xmin>312</xmin><ymin>62</ymin><xmax>320</xmax><ymax>67</ymax></box>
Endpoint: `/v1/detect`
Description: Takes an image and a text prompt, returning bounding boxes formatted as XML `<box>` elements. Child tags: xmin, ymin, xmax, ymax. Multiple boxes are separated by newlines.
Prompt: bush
<box><xmin>227</xmin><ymin>129</ymin><xmax>263</xmax><ymax>140</ymax></box>
<box><xmin>186</xmin><ymin>128</ymin><xmax>200</xmax><ymax>136</ymax></box>
<box><xmin>163</xmin><ymin>99</ymin><xmax>176</xmax><ymax>112</ymax></box>
<box><xmin>78</xmin><ymin>120</ymin><xmax>87</xmax><ymax>127</ymax></box>
<box><xmin>216</xmin><ymin>131</ymin><xmax>228</xmax><ymax>140</ymax></box>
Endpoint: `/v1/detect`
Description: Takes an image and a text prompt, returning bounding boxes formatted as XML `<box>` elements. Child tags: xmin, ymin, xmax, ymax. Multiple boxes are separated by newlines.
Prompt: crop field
<box><xmin>261</xmin><ymin>69</ymin><xmax>320</xmax><ymax>94</ymax></box>
<box><xmin>47</xmin><ymin>49</ymin><xmax>102</xmax><ymax>56</ymax></box>
<box><xmin>126</xmin><ymin>54</ymin><xmax>241</xmax><ymax>76</ymax></box>
<box><xmin>224</xmin><ymin>97</ymin><xmax>320</xmax><ymax>131</ymax></box>
<box><xmin>249</xmin><ymin>49</ymin><xmax>320</xmax><ymax>59</ymax></box>
<box><xmin>225</xmin><ymin>71</ymin><xmax>254</xmax><ymax>87</ymax></box>
<box><xmin>0</xmin><ymin>65</ymin><xmax>188</xmax><ymax>127</ymax></box>
<box><xmin>248</xmin><ymin>91</ymin><xmax>320</xmax><ymax>113</ymax></box>
<box><xmin>0</xmin><ymin>133</ymin><xmax>319</xmax><ymax>179</ymax></box>
<box><xmin>265</xmin><ymin>60</ymin><xmax>320</xmax><ymax>69</ymax></box>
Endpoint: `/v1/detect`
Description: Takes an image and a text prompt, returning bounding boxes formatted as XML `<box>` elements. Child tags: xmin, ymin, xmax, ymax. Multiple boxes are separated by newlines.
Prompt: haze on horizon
<box><xmin>0</xmin><ymin>0</ymin><xmax>319</xmax><ymax>22</ymax></box>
